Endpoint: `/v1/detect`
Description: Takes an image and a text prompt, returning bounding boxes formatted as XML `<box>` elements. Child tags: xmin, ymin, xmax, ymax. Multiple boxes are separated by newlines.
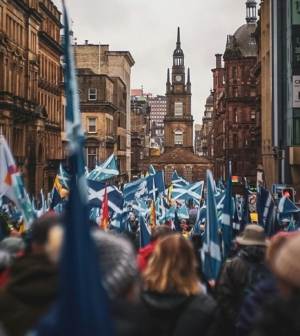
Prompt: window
<box><xmin>234</xmin><ymin>108</ymin><xmax>238</xmax><ymax>122</ymax></box>
<box><xmin>250</xmin><ymin>87</ymin><xmax>256</xmax><ymax>97</ymax></box>
<box><xmin>87</xmin><ymin>147</ymin><xmax>97</xmax><ymax>170</ymax></box>
<box><xmin>183</xmin><ymin>166</ymin><xmax>192</xmax><ymax>182</ymax></box>
<box><xmin>88</xmin><ymin>118</ymin><xmax>96</xmax><ymax>133</ymax></box>
<box><xmin>233</xmin><ymin>134</ymin><xmax>238</xmax><ymax>149</ymax></box>
<box><xmin>233</xmin><ymin>87</ymin><xmax>238</xmax><ymax>97</ymax></box>
<box><xmin>88</xmin><ymin>88</ymin><xmax>97</xmax><ymax>100</ymax></box>
<box><xmin>165</xmin><ymin>166</ymin><xmax>174</xmax><ymax>185</ymax></box>
<box><xmin>251</xmin><ymin>108</ymin><xmax>256</xmax><ymax>121</ymax></box>
<box><xmin>251</xmin><ymin>136</ymin><xmax>256</xmax><ymax>147</ymax></box>
<box><xmin>294</xmin><ymin>117</ymin><xmax>300</xmax><ymax>145</ymax></box>
<box><xmin>174</xmin><ymin>129</ymin><xmax>183</xmax><ymax>145</ymax></box>
<box><xmin>233</xmin><ymin>67</ymin><xmax>237</xmax><ymax>78</ymax></box>
<box><xmin>174</xmin><ymin>101</ymin><xmax>183</xmax><ymax>117</ymax></box>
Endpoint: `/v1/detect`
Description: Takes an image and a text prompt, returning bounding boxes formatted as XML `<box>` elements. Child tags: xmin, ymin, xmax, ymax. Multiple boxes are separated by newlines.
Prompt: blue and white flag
<box><xmin>159</xmin><ymin>203</ymin><xmax>176</xmax><ymax>223</ymax></box>
<box><xmin>58</xmin><ymin>164</ymin><xmax>70</xmax><ymax>190</ymax></box>
<box><xmin>132</xmin><ymin>201</ymin><xmax>148</xmax><ymax>216</ymax></box>
<box><xmin>155</xmin><ymin>196</ymin><xmax>169</xmax><ymax>217</ymax></box>
<box><xmin>87</xmin><ymin>154</ymin><xmax>119</xmax><ymax>182</ymax></box>
<box><xmin>278</xmin><ymin>196</ymin><xmax>300</xmax><ymax>215</ymax></box>
<box><xmin>172</xmin><ymin>170</ymin><xmax>189</xmax><ymax>187</ymax></box>
<box><xmin>203</xmin><ymin>170</ymin><xmax>222</xmax><ymax>281</ymax></box>
<box><xmin>221</xmin><ymin>164</ymin><xmax>233</xmax><ymax>261</ymax></box>
<box><xmin>233</xmin><ymin>198</ymin><xmax>241</xmax><ymax>235</ymax></box>
<box><xmin>87</xmin><ymin>180</ymin><xmax>123</xmax><ymax>214</ymax></box>
<box><xmin>140</xmin><ymin>214</ymin><xmax>151</xmax><ymax>248</ymax></box>
<box><xmin>172</xmin><ymin>181</ymin><xmax>204</xmax><ymax>203</ymax></box>
<box><xmin>177</xmin><ymin>203</ymin><xmax>189</xmax><ymax>220</ymax></box>
<box><xmin>147</xmin><ymin>165</ymin><xmax>156</xmax><ymax>176</ymax></box>
<box><xmin>30</xmin><ymin>3</ymin><xmax>115</xmax><ymax>335</ymax></box>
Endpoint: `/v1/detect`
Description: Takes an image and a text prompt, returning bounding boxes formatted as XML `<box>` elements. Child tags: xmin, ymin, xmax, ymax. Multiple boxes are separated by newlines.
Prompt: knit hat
<box><xmin>272</xmin><ymin>233</ymin><xmax>300</xmax><ymax>288</ymax></box>
<box><xmin>92</xmin><ymin>230</ymin><xmax>138</xmax><ymax>299</ymax></box>
<box><xmin>236</xmin><ymin>224</ymin><xmax>267</xmax><ymax>246</ymax></box>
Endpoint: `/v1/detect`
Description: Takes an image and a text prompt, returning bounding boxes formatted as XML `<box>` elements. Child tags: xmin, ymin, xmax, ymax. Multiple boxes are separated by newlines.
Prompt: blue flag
<box><xmin>203</xmin><ymin>170</ymin><xmax>221</xmax><ymax>281</ymax></box>
<box><xmin>241</xmin><ymin>178</ymin><xmax>251</xmax><ymax>232</ymax></box>
<box><xmin>140</xmin><ymin>214</ymin><xmax>151</xmax><ymax>248</ymax></box>
<box><xmin>172</xmin><ymin>170</ymin><xmax>189</xmax><ymax>187</ymax></box>
<box><xmin>87</xmin><ymin>154</ymin><xmax>119</xmax><ymax>182</ymax></box>
<box><xmin>148</xmin><ymin>165</ymin><xmax>156</xmax><ymax>176</ymax></box>
<box><xmin>58</xmin><ymin>164</ymin><xmax>70</xmax><ymax>190</ymax></box>
<box><xmin>174</xmin><ymin>210</ymin><xmax>182</xmax><ymax>232</ymax></box>
<box><xmin>172</xmin><ymin>181</ymin><xmax>204</xmax><ymax>203</ymax></box>
<box><xmin>177</xmin><ymin>203</ymin><xmax>189</xmax><ymax>220</ymax></box>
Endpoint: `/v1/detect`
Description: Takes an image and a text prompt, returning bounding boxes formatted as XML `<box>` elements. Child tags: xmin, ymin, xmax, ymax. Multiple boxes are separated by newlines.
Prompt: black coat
<box><xmin>140</xmin><ymin>291</ymin><xmax>216</xmax><ymax>336</ymax></box>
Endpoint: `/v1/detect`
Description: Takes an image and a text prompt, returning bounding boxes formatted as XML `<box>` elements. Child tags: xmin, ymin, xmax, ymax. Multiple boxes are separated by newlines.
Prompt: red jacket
<box><xmin>137</xmin><ymin>240</ymin><xmax>158</xmax><ymax>272</ymax></box>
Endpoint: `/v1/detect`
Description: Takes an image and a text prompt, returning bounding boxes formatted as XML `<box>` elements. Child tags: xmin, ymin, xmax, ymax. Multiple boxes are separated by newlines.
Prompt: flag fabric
<box><xmin>203</xmin><ymin>170</ymin><xmax>222</xmax><ymax>281</ymax></box>
<box><xmin>99</xmin><ymin>187</ymin><xmax>109</xmax><ymax>230</ymax></box>
<box><xmin>287</xmin><ymin>216</ymin><xmax>296</xmax><ymax>232</ymax></box>
<box><xmin>216</xmin><ymin>177</ymin><xmax>225</xmax><ymax>193</ymax></box>
<box><xmin>140</xmin><ymin>214</ymin><xmax>151</xmax><ymax>248</ymax></box>
<box><xmin>221</xmin><ymin>164</ymin><xmax>233</xmax><ymax>261</ymax></box>
<box><xmin>177</xmin><ymin>203</ymin><xmax>189</xmax><ymax>220</ymax></box>
<box><xmin>87</xmin><ymin>154</ymin><xmax>119</xmax><ymax>182</ymax></box>
<box><xmin>39</xmin><ymin>190</ymin><xmax>45</xmax><ymax>212</ymax></box>
<box><xmin>171</xmin><ymin>170</ymin><xmax>189</xmax><ymax>187</ymax></box>
<box><xmin>50</xmin><ymin>188</ymin><xmax>62</xmax><ymax>210</ymax></box>
<box><xmin>95</xmin><ymin>157</ymin><xmax>99</xmax><ymax>168</ymax></box>
<box><xmin>31</xmin><ymin>2</ymin><xmax>115</xmax><ymax>335</ymax></box>
<box><xmin>150</xmin><ymin>200</ymin><xmax>156</xmax><ymax>228</ymax></box>
<box><xmin>174</xmin><ymin>210</ymin><xmax>182</xmax><ymax>232</ymax></box>
<box><xmin>58</xmin><ymin>164</ymin><xmax>70</xmax><ymax>190</ymax></box>
<box><xmin>241</xmin><ymin>178</ymin><xmax>251</xmax><ymax>233</ymax></box>
<box><xmin>148</xmin><ymin>165</ymin><xmax>156</xmax><ymax>176</ymax></box>
<box><xmin>132</xmin><ymin>201</ymin><xmax>148</xmax><ymax>217</ymax></box>
<box><xmin>278</xmin><ymin>196</ymin><xmax>300</xmax><ymax>216</ymax></box>
<box><xmin>87</xmin><ymin>180</ymin><xmax>123</xmax><ymax>214</ymax></box>
<box><xmin>172</xmin><ymin>181</ymin><xmax>204</xmax><ymax>203</ymax></box>
<box><xmin>159</xmin><ymin>203</ymin><xmax>176</xmax><ymax>223</ymax></box>
<box><xmin>0</xmin><ymin>136</ymin><xmax>35</xmax><ymax>228</ymax></box>
<box><xmin>233</xmin><ymin>198</ymin><xmax>241</xmax><ymax>236</ymax></box>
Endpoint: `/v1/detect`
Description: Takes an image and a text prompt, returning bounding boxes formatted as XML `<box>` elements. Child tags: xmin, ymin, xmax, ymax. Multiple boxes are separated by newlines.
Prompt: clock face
<box><xmin>175</xmin><ymin>75</ymin><xmax>182</xmax><ymax>82</ymax></box>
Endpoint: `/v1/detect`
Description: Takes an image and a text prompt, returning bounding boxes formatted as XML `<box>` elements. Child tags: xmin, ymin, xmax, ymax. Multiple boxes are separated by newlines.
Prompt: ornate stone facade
<box><xmin>0</xmin><ymin>0</ymin><xmax>64</xmax><ymax>196</ymax></box>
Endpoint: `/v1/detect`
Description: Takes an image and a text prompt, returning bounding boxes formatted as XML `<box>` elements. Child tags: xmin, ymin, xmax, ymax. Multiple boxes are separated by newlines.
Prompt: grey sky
<box><xmin>60</xmin><ymin>0</ymin><xmax>249</xmax><ymax>126</ymax></box>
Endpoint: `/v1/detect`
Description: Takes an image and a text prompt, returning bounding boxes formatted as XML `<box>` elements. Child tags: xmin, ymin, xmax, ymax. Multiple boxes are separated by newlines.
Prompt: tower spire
<box><xmin>167</xmin><ymin>68</ymin><xmax>170</xmax><ymax>84</ymax></box>
<box><xmin>246</xmin><ymin>0</ymin><xmax>257</xmax><ymax>23</ymax></box>
<box><xmin>187</xmin><ymin>68</ymin><xmax>190</xmax><ymax>84</ymax></box>
<box><xmin>177</xmin><ymin>27</ymin><xmax>181</xmax><ymax>48</ymax></box>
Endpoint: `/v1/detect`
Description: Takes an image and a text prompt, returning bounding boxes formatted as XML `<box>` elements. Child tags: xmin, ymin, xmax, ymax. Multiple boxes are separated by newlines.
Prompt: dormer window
<box><xmin>88</xmin><ymin>88</ymin><xmax>97</xmax><ymax>100</ymax></box>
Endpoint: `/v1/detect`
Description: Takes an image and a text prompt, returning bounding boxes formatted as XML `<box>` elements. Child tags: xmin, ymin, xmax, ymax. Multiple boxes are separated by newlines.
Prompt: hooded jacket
<box><xmin>0</xmin><ymin>253</ymin><xmax>58</xmax><ymax>336</ymax></box>
<box><xmin>140</xmin><ymin>291</ymin><xmax>216</xmax><ymax>336</ymax></box>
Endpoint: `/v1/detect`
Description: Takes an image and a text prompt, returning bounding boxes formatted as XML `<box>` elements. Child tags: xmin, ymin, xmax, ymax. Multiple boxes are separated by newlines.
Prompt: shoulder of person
<box><xmin>187</xmin><ymin>293</ymin><xmax>217</xmax><ymax>314</ymax></box>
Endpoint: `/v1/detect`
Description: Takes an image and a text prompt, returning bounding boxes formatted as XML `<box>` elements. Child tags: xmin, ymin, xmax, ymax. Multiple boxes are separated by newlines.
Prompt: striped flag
<box><xmin>203</xmin><ymin>170</ymin><xmax>222</xmax><ymax>281</ymax></box>
<box><xmin>147</xmin><ymin>165</ymin><xmax>156</xmax><ymax>176</ymax></box>
<box><xmin>99</xmin><ymin>187</ymin><xmax>109</xmax><ymax>230</ymax></box>
<box><xmin>87</xmin><ymin>154</ymin><xmax>119</xmax><ymax>182</ymax></box>
<box><xmin>177</xmin><ymin>203</ymin><xmax>189</xmax><ymax>220</ymax></box>
<box><xmin>172</xmin><ymin>181</ymin><xmax>204</xmax><ymax>203</ymax></box>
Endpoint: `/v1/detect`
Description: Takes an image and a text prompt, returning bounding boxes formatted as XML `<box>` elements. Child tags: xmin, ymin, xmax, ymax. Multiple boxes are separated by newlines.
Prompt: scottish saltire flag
<box><xmin>87</xmin><ymin>154</ymin><xmax>119</xmax><ymax>182</ymax></box>
<box><xmin>87</xmin><ymin>180</ymin><xmax>123</xmax><ymax>214</ymax></box>
<box><xmin>278</xmin><ymin>196</ymin><xmax>300</xmax><ymax>215</ymax></box>
<box><xmin>221</xmin><ymin>164</ymin><xmax>233</xmax><ymax>260</ymax></box>
<box><xmin>172</xmin><ymin>170</ymin><xmax>189</xmax><ymax>187</ymax></box>
<box><xmin>172</xmin><ymin>181</ymin><xmax>204</xmax><ymax>203</ymax></box>
<box><xmin>193</xmin><ymin>205</ymin><xmax>206</xmax><ymax>234</ymax></box>
<box><xmin>286</xmin><ymin>217</ymin><xmax>296</xmax><ymax>232</ymax></box>
<box><xmin>155</xmin><ymin>196</ymin><xmax>169</xmax><ymax>218</ymax></box>
<box><xmin>177</xmin><ymin>203</ymin><xmax>189</xmax><ymax>220</ymax></box>
<box><xmin>58</xmin><ymin>164</ymin><xmax>70</xmax><ymax>190</ymax></box>
<box><xmin>123</xmin><ymin>171</ymin><xmax>164</xmax><ymax>203</ymax></box>
<box><xmin>203</xmin><ymin>170</ymin><xmax>222</xmax><ymax>281</ymax></box>
<box><xmin>0</xmin><ymin>136</ymin><xmax>35</xmax><ymax>228</ymax></box>
<box><xmin>159</xmin><ymin>203</ymin><xmax>176</xmax><ymax>223</ymax></box>
<box><xmin>132</xmin><ymin>201</ymin><xmax>148</xmax><ymax>216</ymax></box>
<box><xmin>148</xmin><ymin>165</ymin><xmax>156</xmax><ymax>176</ymax></box>
<box><xmin>90</xmin><ymin>207</ymin><xmax>99</xmax><ymax>223</ymax></box>
<box><xmin>140</xmin><ymin>214</ymin><xmax>151</xmax><ymax>248</ymax></box>
<box><xmin>30</xmin><ymin>3</ymin><xmax>115</xmax><ymax>335</ymax></box>
<box><xmin>233</xmin><ymin>198</ymin><xmax>241</xmax><ymax>236</ymax></box>
<box><xmin>257</xmin><ymin>185</ymin><xmax>273</xmax><ymax>230</ymax></box>
<box><xmin>216</xmin><ymin>177</ymin><xmax>225</xmax><ymax>193</ymax></box>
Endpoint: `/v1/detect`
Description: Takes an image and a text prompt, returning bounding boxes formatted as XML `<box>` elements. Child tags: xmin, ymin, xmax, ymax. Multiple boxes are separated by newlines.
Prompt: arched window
<box><xmin>183</xmin><ymin>166</ymin><xmax>192</xmax><ymax>182</ymax></box>
<box><xmin>174</xmin><ymin>129</ymin><xmax>183</xmax><ymax>145</ymax></box>
<box><xmin>165</xmin><ymin>166</ymin><xmax>174</xmax><ymax>185</ymax></box>
<box><xmin>174</xmin><ymin>101</ymin><xmax>183</xmax><ymax>117</ymax></box>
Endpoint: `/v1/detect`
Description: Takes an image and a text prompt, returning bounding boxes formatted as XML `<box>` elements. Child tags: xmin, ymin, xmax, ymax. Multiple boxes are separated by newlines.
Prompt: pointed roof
<box><xmin>173</xmin><ymin>27</ymin><xmax>184</xmax><ymax>57</ymax></box>
<box><xmin>143</xmin><ymin>147</ymin><xmax>212</xmax><ymax>165</ymax></box>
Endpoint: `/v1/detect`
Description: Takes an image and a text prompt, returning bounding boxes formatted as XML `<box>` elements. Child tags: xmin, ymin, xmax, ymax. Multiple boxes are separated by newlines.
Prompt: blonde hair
<box><xmin>143</xmin><ymin>234</ymin><xmax>200</xmax><ymax>296</ymax></box>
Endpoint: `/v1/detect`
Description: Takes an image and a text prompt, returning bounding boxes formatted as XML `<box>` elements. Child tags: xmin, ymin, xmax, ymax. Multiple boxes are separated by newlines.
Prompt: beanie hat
<box><xmin>92</xmin><ymin>230</ymin><xmax>138</xmax><ymax>299</ymax></box>
<box><xmin>272</xmin><ymin>233</ymin><xmax>300</xmax><ymax>288</ymax></box>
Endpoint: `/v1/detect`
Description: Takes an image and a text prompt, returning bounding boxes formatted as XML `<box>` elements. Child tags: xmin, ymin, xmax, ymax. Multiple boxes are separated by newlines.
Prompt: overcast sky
<box><xmin>60</xmin><ymin>0</ymin><xmax>249</xmax><ymax>126</ymax></box>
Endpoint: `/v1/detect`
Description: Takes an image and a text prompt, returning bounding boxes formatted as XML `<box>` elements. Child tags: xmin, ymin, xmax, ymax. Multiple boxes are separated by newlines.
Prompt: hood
<box><xmin>4</xmin><ymin>254</ymin><xmax>58</xmax><ymax>306</ymax></box>
<box><xmin>141</xmin><ymin>291</ymin><xmax>189</xmax><ymax>312</ymax></box>
<box><xmin>238</xmin><ymin>245</ymin><xmax>266</xmax><ymax>262</ymax></box>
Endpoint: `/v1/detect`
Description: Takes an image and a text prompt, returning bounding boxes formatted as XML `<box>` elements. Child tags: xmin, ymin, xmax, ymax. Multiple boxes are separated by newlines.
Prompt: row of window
<box><xmin>232</xmin><ymin>86</ymin><xmax>256</xmax><ymax>97</ymax></box>
<box><xmin>233</xmin><ymin>108</ymin><xmax>256</xmax><ymax>122</ymax></box>
<box><xmin>6</xmin><ymin>15</ymin><xmax>24</xmax><ymax>47</ymax></box>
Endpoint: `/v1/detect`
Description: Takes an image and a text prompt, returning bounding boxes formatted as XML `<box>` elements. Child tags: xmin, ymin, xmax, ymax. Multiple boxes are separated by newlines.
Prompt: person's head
<box><xmin>236</xmin><ymin>224</ymin><xmax>268</xmax><ymax>248</ymax></box>
<box><xmin>270</xmin><ymin>233</ymin><xmax>300</xmax><ymax>297</ymax></box>
<box><xmin>150</xmin><ymin>225</ymin><xmax>173</xmax><ymax>243</ymax></box>
<box><xmin>143</xmin><ymin>234</ymin><xmax>200</xmax><ymax>296</ymax></box>
<box><xmin>0</xmin><ymin>237</ymin><xmax>25</xmax><ymax>264</ymax></box>
<box><xmin>31</xmin><ymin>214</ymin><xmax>62</xmax><ymax>256</ymax></box>
<box><xmin>180</xmin><ymin>219</ymin><xmax>186</xmax><ymax>228</ymax></box>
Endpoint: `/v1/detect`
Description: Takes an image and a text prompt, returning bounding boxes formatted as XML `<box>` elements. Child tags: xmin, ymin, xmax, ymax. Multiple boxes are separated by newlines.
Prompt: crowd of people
<box><xmin>0</xmin><ymin>210</ymin><xmax>299</xmax><ymax>335</ymax></box>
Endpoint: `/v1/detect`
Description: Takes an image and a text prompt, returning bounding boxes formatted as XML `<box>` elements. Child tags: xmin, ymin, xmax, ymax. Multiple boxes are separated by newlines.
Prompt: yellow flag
<box><xmin>150</xmin><ymin>200</ymin><xmax>156</xmax><ymax>228</ymax></box>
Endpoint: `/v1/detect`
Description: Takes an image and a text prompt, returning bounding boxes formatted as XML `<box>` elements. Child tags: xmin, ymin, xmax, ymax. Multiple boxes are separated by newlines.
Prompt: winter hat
<box><xmin>236</xmin><ymin>224</ymin><xmax>267</xmax><ymax>246</ymax></box>
<box><xmin>0</xmin><ymin>237</ymin><xmax>25</xmax><ymax>263</ymax></box>
<box><xmin>92</xmin><ymin>230</ymin><xmax>138</xmax><ymax>299</ymax></box>
<box><xmin>272</xmin><ymin>233</ymin><xmax>300</xmax><ymax>288</ymax></box>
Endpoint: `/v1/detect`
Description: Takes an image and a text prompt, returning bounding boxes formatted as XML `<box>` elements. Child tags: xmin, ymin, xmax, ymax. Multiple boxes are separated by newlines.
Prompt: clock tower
<box><xmin>164</xmin><ymin>27</ymin><xmax>193</xmax><ymax>153</ymax></box>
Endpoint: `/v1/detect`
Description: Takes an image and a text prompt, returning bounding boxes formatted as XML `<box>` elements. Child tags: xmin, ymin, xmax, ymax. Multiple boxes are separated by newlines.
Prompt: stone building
<box><xmin>194</xmin><ymin>124</ymin><xmax>202</xmax><ymax>156</ymax></box>
<box><xmin>213</xmin><ymin>1</ymin><xmax>260</xmax><ymax>192</ymax></box>
<box><xmin>74</xmin><ymin>43</ymin><xmax>135</xmax><ymax>180</ymax></box>
<box><xmin>0</xmin><ymin>0</ymin><xmax>64</xmax><ymax>196</ymax></box>
<box><xmin>200</xmin><ymin>92</ymin><xmax>213</xmax><ymax>157</ymax></box>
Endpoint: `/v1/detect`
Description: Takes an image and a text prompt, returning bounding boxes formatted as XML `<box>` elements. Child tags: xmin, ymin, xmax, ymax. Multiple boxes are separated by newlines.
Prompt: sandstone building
<box><xmin>0</xmin><ymin>0</ymin><xmax>64</xmax><ymax>196</ymax></box>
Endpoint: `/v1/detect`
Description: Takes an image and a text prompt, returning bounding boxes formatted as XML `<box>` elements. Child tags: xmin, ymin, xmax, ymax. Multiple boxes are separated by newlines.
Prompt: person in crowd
<box><xmin>141</xmin><ymin>234</ymin><xmax>216</xmax><ymax>336</ymax></box>
<box><xmin>0</xmin><ymin>214</ymin><xmax>61</xmax><ymax>336</ymax></box>
<box><xmin>279</xmin><ymin>217</ymin><xmax>290</xmax><ymax>231</ymax></box>
<box><xmin>215</xmin><ymin>224</ymin><xmax>268</xmax><ymax>336</ymax></box>
<box><xmin>180</xmin><ymin>219</ymin><xmax>188</xmax><ymax>231</ymax></box>
<box><xmin>137</xmin><ymin>225</ymin><xmax>173</xmax><ymax>271</ymax></box>
<box><xmin>235</xmin><ymin>232</ymin><xmax>299</xmax><ymax>336</ymax></box>
<box><xmin>252</xmin><ymin>233</ymin><xmax>300</xmax><ymax>336</ymax></box>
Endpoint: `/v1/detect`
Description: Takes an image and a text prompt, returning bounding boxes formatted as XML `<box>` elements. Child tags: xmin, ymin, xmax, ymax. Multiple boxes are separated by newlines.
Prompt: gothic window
<box><xmin>183</xmin><ymin>166</ymin><xmax>192</xmax><ymax>182</ymax></box>
<box><xmin>233</xmin><ymin>134</ymin><xmax>238</xmax><ymax>149</ymax></box>
<box><xmin>87</xmin><ymin>147</ymin><xmax>97</xmax><ymax>170</ymax></box>
<box><xmin>88</xmin><ymin>88</ymin><xmax>97</xmax><ymax>100</ymax></box>
<box><xmin>251</xmin><ymin>108</ymin><xmax>256</xmax><ymax>121</ymax></box>
<box><xmin>174</xmin><ymin>129</ymin><xmax>183</xmax><ymax>145</ymax></box>
<box><xmin>165</xmin><ymin>166</ymin><xmax>174</xmax><ymax>185</ymax></box>
<box><xmin>234</xmin><ymin>108</ymin><xmax>238</xmax><ymax>122</ymax></box>
<box><xmin>174</xmin><ymin>101</ymin><xmax>183</xmax><ymax>117</ymax></box>
<box><xmin>88</xmin><ymin>118</ymin><xmax>96</xmax><ymax>133</ymax></box>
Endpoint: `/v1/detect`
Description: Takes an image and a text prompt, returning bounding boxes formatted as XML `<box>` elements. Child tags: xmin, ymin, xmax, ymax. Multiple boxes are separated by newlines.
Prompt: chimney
<box><xmin>215</xmin><ymin>54</ymin><xmax>222</xmax><ymax>68</ymax></box>
<box><xmin>85</xmin><ymin>40</ymin><xmax>88</xmax><ymax>45</ymax></box>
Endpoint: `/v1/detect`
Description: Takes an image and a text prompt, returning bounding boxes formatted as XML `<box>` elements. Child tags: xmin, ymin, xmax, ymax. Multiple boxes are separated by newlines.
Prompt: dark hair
<box><xmin>150</xmin><ymin>225</ymin><xmax>174</xmax><ymax>242</ymax></box>
<box><xmin>31</xmin><ymin>214</ymin><xmax>61</xmax><ymax>244</ymax></box>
